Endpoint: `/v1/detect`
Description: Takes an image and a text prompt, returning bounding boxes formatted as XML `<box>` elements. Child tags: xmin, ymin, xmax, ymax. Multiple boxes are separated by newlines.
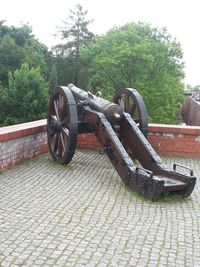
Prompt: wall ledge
<box><xmin>0</xmin><ymin>119</ymin><xmax>47</xmax><ymax>142</ymax></box>
<box><xmin>149</xmin><ymin>123</ymin><xmax>200</xmax><ymax>135</ymax></box>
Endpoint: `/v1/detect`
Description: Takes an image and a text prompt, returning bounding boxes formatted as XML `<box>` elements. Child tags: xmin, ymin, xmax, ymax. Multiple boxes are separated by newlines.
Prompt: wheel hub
<box><xmin>51</xmin><ymin>120</ymin><xmax>62</xmax><ymax>132</ymax></box>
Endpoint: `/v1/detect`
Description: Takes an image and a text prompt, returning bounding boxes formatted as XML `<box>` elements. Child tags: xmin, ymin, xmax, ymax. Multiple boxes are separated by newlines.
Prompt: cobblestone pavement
<box><xmin>0</xmin><ymin>150</ymin><xmax>200</xmax><ymax>267</ymax></box>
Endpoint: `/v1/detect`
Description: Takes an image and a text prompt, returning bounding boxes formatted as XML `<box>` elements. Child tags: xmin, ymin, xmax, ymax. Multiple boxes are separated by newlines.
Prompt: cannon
<box><xmin>47</xmin><ymin>84</ymin><xmax>196</xmax><ymax>201</ymax></box>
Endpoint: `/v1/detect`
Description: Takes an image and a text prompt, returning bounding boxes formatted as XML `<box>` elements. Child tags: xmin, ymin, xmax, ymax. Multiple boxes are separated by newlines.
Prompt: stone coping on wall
<box><xmin>0</xmin><ymin>119</ymin><xmax>47</xmax><ymax>142</ymax></box>
<box><xmin>149</xmin><ymin>123</ymin><xmax>200</xmax><ymax>135</ymax></box>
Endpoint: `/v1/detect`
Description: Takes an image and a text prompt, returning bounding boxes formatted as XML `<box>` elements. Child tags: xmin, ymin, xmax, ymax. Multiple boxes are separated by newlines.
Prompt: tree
<box><xmin>0</xmin><ymin>22</ymin><xmax>55</xmax><ymax>126</ymax></box>
<box><xmin>193</xmin><ymin>85</ymin><xmax>200</xmax><ymax>92</ymax></box>
<box><xmin>49</xmin><ymin>64</ymin><xmax>58</xmax><ymax>94</ymax></box>
<box><xmin>0</xmin><ymin>63</ymin><xmax>48</xmax><ymax>126</ymax></box>
<box><xmin>80</xmin><ymin>22</ymin><xmax>185</xmax><ymax>124</ymax></box>
<box><xmin>185</xmin><ymin>83</ymin><xmax>200</xmax><ymax>93</ymax></box>
<box><xmin>0</xmin><ymin>20</ymin><xmax>10</xmax><ymax>39</ymax></box>
<box><xmin>54</xmin><ymin>4</ymin><xmax>95</xmax><ymax>86</ymax></box>
<box><xmin>0</xmin><ymin>35</ymin><xmax>23</xmax><ymax>86</ymax></box>
<box><xmin>0</xmin><ymin>21</ymin><xmax>51</xmax><ymax>87</ymax></box>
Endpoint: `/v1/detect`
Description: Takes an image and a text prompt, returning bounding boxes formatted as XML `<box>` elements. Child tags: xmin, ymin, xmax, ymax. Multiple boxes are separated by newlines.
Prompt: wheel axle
<box><xmin>50</xmin><ymin>120</ymin><xmax>62</xmax><ymax>132</ymax></box>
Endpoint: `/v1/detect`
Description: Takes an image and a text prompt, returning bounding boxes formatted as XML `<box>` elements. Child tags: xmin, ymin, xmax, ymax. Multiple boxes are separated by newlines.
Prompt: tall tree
<box><xmin>49</xmin><ymin>64</ymin><xmax>58</xmax><ymax>94</ymax></box>
<box><xmin>55</xmin><ymin>4</ymin><xmax>95</xmax><ymax>86</ymax></box>
<box><xmin>80</xmin><ymin>22</ymin><xmax>185</xmax><ymax>124</ymax></box>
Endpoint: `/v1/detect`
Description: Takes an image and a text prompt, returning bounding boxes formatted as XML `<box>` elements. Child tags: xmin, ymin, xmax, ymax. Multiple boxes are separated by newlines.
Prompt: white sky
<box><xmin>0</xmin><ymin>0</ymin><xmax>200</xmax><ymax>85</ymax></box>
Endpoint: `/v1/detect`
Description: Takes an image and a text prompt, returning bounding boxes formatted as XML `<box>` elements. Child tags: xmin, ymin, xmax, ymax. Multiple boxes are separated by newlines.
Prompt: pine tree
<box><xmin>55</xmin><ymin>4</ymin><xmax>95</xmax><ymax>86</ymax></box>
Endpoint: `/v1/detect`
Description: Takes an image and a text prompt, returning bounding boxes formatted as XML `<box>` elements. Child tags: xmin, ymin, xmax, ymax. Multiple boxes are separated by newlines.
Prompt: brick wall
<box><xmin>148</xmin><ymin>124</ymin><xmax>200</xmax><ymax>157</ymax></box>
<box><xmin>0</xmin><ymin>120</ymin><xmax>47</xmax><ymax>170</ymax></box>
<box><xmin>77</xmin><ymin>134</ymin><xmax>101</xmax><ymax>150</ymax></box>
<box><xmin>1</xmin><ymin>120</ymin><xmax>200</xmax><ymax>170</ymax></box>
<box><xmin>77</xmin><ymin>126</ymin><xmax>200</xmax><ymax>157</ymax></box>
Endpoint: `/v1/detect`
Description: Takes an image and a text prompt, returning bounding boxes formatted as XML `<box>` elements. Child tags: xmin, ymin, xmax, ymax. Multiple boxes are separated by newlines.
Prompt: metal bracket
<box><xmin>173</xmin><ymin>163</ymin><xmax>194</xmax><ymax>176</ymax></box>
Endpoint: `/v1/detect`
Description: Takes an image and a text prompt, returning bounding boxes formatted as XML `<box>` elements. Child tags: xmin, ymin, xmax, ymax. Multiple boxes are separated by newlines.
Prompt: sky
<box><xmin>0</xmin><ymin>0</ymin><xmax>200</xmax><ymax>86</ymax></box>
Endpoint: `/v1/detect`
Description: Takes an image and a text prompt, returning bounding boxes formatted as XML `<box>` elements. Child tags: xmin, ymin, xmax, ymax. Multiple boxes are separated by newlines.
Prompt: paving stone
<box><xmin>0</xmin><ymin>150</ymin><xmax>200</xmax><ymax>266</ymax></box>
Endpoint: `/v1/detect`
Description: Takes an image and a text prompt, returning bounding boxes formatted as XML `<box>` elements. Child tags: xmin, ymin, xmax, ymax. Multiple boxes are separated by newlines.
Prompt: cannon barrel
<box><xmin>68</xmin><ymin>84</ymin><xmax>123</xmax><ymax>124</ymax></box>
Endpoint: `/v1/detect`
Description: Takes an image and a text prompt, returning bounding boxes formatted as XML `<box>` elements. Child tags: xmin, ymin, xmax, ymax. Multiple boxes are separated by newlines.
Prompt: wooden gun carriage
<box><xmin>47</xmin><ymin>84</ymin><xmax>196</xmax><ymax>201</ymax></box>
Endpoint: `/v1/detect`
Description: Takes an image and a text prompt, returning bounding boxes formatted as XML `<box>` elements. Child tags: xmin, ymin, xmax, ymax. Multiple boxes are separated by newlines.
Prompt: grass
<box><xmin>120</xmin><ymin>182</ymin><xmax>191</xmax><ymax>203</ymax></box>
<box><xmin>158</xmin><ymin>192</ymin><xmax>191</xmax><ymax>203</ymax></box>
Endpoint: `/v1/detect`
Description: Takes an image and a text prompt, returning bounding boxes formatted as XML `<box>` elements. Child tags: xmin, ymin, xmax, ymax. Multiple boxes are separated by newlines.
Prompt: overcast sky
<box><xmin>1</xmin><ymin>0</ymin><xmax>200</xmax><ymax>86</ymax></box>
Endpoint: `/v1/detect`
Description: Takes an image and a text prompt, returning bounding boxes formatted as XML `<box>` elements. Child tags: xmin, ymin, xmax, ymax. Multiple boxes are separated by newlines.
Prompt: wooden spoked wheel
<box><xmin>113</xmin><ymin>88</ymin><xmax>148</xmax><ymax>137</ymax></box>
<box><xmin>47</xmin><ymin>86</ymin><xmax>78</xmax><ymax>164</ymax></box>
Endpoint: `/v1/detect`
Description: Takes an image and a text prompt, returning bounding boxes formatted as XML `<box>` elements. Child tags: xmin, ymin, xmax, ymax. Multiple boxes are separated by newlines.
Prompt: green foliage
<box><xmin>54</xmin><ymin>4</ymin><xmax>95</xmax><ymax>86</ymax></box>
<box><xmin>0</xmin><ymin>19</ymin><xmax>187</xmax><ymax>126</ymax></box>
<box><xmin>49</xmin><ymin>64</ymin><xmax>58</xmax><ymax>94</ymax></box>
<box><xmin>0</xmin><ymin>21</ymin><xmax>50</xmax><ymax>87</ymax></box>
<box><xmin>52</xmin><ymin>53</ymin><xmax>75</xmax><ymax>86</ymax></box>
<box><xmin>0</xmin><ymin>20</ymin><xmax>10</xmax><ymax>39</ymax></box>
<box><xmin>0</xmin><ymin>35</ymin><xmax>23</xmax><ymax>85</ymax></box>
<box><xmin>0</xmin><ymin>22</ymin><xmax>52</xmax><ymax>126</ymax></box>
<box><xmin>0</xmin><ymin>63</ymin><xmax>48</xmax><ymax>126</ymax></box>
<box><xmin>80</xmin><ymin>22</ymin><xmax>185</xmax><ymax>124</ymax></box>
<box><xmin>186</xmin><ymin>83</ymin><xmax>200</xmax><ymax>93</ymax></box>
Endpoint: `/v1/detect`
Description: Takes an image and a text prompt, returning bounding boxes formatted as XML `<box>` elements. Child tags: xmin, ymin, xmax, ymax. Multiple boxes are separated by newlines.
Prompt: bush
<box><xmin>0</xmin><ymin>63</ymin><xmax>48</xmax><ymax>126</ymax></box>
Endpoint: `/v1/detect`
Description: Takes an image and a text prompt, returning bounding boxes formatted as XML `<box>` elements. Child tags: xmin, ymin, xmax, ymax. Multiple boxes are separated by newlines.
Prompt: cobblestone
<box><xmin>0</xmin><ymin>150</ymin><xmax>200</xmax><ymax>266</ymax></box>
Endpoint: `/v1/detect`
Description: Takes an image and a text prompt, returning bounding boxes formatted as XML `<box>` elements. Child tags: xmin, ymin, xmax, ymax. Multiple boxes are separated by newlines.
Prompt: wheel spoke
<box><xmin>62</xmin><ymin>127</ymin><xmax>69</xmax><ymax>136</ymax></box>
<box><xmin>57</xmin><ymin>134</ymin><xmax>63</xmax><ymax>158</ymax></box>
<box><xmin>51</xmin><ymin>115</ymin><xmax>57</xmax><ymax>121</ymax></box>
<box><xmin>60</xmin><ymin>132</ymin><xmax>66</xmax><ymax>153</ymax></box>
<box><xmin>58</xmin><ymin>93</ymin><xmax>64</xmax><ymax>119</ymax></box>
<box><xmin>62</xmin><ymin>128</ymin><xmax>69</xmax><ymax>149</ymax></box>
<box><xmin>49</xmin><ymin>127</ymin><xmax>56</xmax><ymax>137</ymax></box>
<box><xmin>54</xmin><ymin>100</ymin><xmax>59</xmax><ymax>120</ymax></box>
<box><xmin>61</xmin><ymin>115</ymin><xmax>70</xmax><ymax>125</ymax></box>
<box><xmin>118</xmin><ymin>98</ymin><xmax>124</xmax><ymax>111</ymax></box>
<box><xmin>49</xmin><ymin>115</ymin><xmax>58</xmax><ymax>137</ymax></box>
<box><xmin>124</xmin><ymin>95</ymin><xmax>130</xmax><ymax>112</ymax></box>
<box><xmin>52</xmin><ymin>133</ymin><xmax>59</xmax><ymax>153</ymax></box>
<box><xmin>58</xmin><ymin>93</ymin><xmax>63</xmax><ymax>109</ymax></box>
<box><xmin>130</xmin><ymin>102</ymin><xmax>137</xmax><ymax>114</ymax></box>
